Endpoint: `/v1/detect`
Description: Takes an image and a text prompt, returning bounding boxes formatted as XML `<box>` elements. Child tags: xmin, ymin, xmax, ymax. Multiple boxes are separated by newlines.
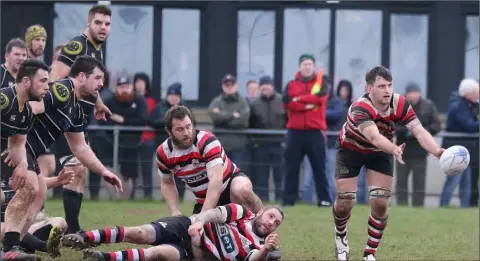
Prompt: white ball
<box><xmin>439</xmin><ymin>145</ymin><xmax>470</xmax><ymax>176</ymax></box>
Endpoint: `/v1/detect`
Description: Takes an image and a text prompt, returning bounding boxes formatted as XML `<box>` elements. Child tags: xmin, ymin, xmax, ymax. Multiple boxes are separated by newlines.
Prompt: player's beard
<box><xmin>27</xmin><ymin>87</ymin><xmax>42</xmax><ymax>102</ymax></box>
<box><xmin>251</xmin><ymin>215</ymin><xmax>268</xmax><ymax>237</ymax></box>
<box><xmin>171</xmin><ymin>132</ymin><xmax>194</xmax><ymax>150</ymax></box>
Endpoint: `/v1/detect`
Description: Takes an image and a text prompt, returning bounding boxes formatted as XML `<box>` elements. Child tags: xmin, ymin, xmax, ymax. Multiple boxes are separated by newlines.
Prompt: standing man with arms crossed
<box><xmin>332</xmin><ymin>66</ymin><xmax>444</xmax><ymax>261</ymax></box>
<box><xmin>0</xmin><ymin>59</ymin><xmax>50</xmax><ymax>260</ymax></box>
<box><xmin>49</xmin><ymin>4</ymin><xmax>112</xmax><ymax>234</ymax></box>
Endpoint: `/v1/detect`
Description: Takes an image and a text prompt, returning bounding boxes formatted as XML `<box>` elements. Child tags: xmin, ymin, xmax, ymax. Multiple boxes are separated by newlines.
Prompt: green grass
<box><xmin>38</xmin><ymin>200</ymin><xmax>478</xmax><ymax>260</ymax></box>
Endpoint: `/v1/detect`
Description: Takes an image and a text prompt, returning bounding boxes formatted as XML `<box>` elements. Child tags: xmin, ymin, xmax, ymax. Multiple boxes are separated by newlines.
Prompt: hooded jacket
<box><xmin>134</xmin><ymin>73</ymin><xmax>157</xmax><ymax>142</ymax></box>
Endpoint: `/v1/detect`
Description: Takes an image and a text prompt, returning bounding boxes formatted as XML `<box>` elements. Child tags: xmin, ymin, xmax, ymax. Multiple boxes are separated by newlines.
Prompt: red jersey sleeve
<box><xmin>350</xmin><ymin>101</ymin><xmax>377</xmax><ymax>132</ymax></box>
<box><xmin>395</xmin><ymin>95</ymin><xmax>421</xmax><ymax>130</ymax></box>
<box><xmin>155</xmin><ymin>144</ymin><xmax>172</xmax><ymax>176</ymax></box>
<box><xmin>217</xmin><ymin>203</ymin><xmax>254</xmax><ymax>223</ymax></box>
<box><xmin>198</xmin><ymin>131</ymin><xmax>223</xmax><ymax>169</ymax></box>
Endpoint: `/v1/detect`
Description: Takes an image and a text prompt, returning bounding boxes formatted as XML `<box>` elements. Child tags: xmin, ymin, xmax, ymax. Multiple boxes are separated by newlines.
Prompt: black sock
<box><xmin>20</xmin><ymin>233</ymin><xmax>47</xmax><ymax>253</ymax></box>
<box><xmin>3</xmin><ymin>232</ymin><xmax>21</xmax><ymax>252</ymax></box>
<box><xmin>63</xmin><ymin>188</ymin><xmax>83</xmax><ymax>233</ymax></box>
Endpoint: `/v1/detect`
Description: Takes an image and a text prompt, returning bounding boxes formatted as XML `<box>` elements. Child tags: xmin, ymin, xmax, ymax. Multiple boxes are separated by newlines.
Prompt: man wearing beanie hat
<box><xmin>24</xmin><ymin>24</ymin><xmax>47</xmax><ymax>60</ymax></box>
<box><xmin>282</xmin><ymin>53</ymin><xmax>332</xmax><ymax>207</ymax></box>
<box><xmin>395</xmin><ymin>82</ymin><xmax>440</xmax><ymax>207</ymax></box>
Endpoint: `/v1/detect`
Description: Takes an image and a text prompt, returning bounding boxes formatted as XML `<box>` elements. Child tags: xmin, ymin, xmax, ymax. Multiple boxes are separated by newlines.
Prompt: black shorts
<box><xmin>192</xmin><ymin>171</ymin><xmax>248</xmax><ymax>214</ymax></box>
<box><xmin>32</xmin><ymin>223</ymin><xmax>53</xmax><ymax>242</ymax></box>
<box><xmin>1</xmin><ymin>150</ymin><xmax>40</xmax><ymax>182</ymax></box>
<box><xmin>335</xmin><ymin>147</ymin><xmax>393</xmax><ymax>179</ymax></box>
<box><xmin>150</xmin><ymin>216</ymin><xmax>192</xmax><ymax>260</ymax></box>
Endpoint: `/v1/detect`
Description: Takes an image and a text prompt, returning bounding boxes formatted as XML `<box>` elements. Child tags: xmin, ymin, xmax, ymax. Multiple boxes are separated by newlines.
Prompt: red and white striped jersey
<box><xmin>156</xmin><ymin>130</ymin><xmax>239</xmax><ymax>203</ymax></box>
<box><xmin>202</xmin><ymin>204</ymin><xmax>264</xmax><ymax>261</ymax></box>
<box><xmin>339</xmin><ymin>93</ymin><xmax>420</xmax><ymax>153</ymax></box>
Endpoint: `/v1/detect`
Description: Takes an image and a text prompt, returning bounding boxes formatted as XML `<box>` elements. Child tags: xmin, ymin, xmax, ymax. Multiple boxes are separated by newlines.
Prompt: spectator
<box><xmin>246</xmin><ymin>80</ymin><xmax>259</xmax><ymax>103</ymax></box>
<box><xmin>149</xmin><ymin>82</ymin><xmax>191</xmax><ymax>201</ymax></box>
<box><xmin>208</xmin><ymin>74</ymin><xmax>250</xmax><ymax>169</ymax></box>
<box><xmin>100</xmin><ymin>76</ymin><xmax>148</xmax><ymax>200</ymax></box>
<box><xmin>440</xmin><ymin>78</ymin><xmax>479</xmax><ymax>208</ymax></box>
<box><xmin>396</xmin><ymin>83</ymin><xmax>441</xmax><ymax>207</ymax></box>
<box><xmin>249</xmin><ymin>76</ymin><xmax>286</xmax><ymax>201</ymax></box>
<box><xmin>134</xmin><ymin>73</ymin><xmax>156</xmax><ymax>200</ymax></box>
<box><xmin>302</xmin><ymin>80</ymin><xmax>346</xmax><ymax>204</ymax></box>
<box><xmin>282</xmin><ymin>54</ymin><xmax>331</xmax><ymax>207</ymax></box>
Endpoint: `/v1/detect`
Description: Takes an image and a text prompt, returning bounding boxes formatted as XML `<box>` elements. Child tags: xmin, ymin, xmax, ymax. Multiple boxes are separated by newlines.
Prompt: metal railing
<box><xmin>86</xmin><ymin>124</ymin><xmax>479</xmax><ymax>174</ymax></box>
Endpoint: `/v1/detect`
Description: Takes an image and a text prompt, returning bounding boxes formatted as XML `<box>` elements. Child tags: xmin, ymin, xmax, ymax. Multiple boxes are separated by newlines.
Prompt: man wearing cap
<box><xmin>208</xmin><ymin>74</ymin><xmax>250</xmax><ymax>169</ymax></box>
<box><xmin>24</xmin><ymin>24</ymin><xmax>47</xmax><ymax>60</ymax></box>
<box><xmin>249</xmin><ymin>76</ymin><xmax>286</xmax><ymax>201</ymax></box>
<box><xmin>395</xmin><ymin>83</ymin><xmax>441</xmax><ymax>206</ymax></box>
<box><xmin>282</xmin><ymin>54</ymin><xmax>332</xmax><ymax>207</ymax></box>
<box><xmin>100</xmin><ymin>76</ymin><xmax>149</xmax><ymax>199</ymax></box>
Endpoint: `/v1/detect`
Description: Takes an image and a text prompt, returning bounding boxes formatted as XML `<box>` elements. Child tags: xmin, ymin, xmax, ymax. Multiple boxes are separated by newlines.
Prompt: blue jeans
<box><xmin>252</xmin><ymin>143</ymin><xmax>284</xmax><ymax>201</ymax></box>
<box><xmin>302</xmin><ymin>148</ymin><xmax>335</xmax><ymax>204</ymax></box>
<box><xmin>440</xmin><ymin>167</ymin><xmax>472</xmax><ymax>207</ymax></box>
<box><xmin>357</xmin><ymin>167</ymin><xmax>368</xmax><ymax>204</ymax></box>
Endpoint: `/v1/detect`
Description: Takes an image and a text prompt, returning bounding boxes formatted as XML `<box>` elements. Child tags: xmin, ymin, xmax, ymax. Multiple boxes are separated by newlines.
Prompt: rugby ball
<box><xmin>439</xmin><ymin>145</ymin><xmax>470</xmax><ymax>176</ymax></box>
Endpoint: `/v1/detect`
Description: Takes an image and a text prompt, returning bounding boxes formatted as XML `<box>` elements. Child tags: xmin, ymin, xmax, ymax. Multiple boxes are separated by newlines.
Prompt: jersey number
<box><xmin>218</xmin><ymin>224</ymin><xmax>235</xmax><ymax>254</ymax></box>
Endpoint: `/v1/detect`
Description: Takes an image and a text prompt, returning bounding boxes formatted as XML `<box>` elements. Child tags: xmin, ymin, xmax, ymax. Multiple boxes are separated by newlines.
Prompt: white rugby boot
<box><xmin>334</xmin><ymin>228</ymin><xmax>350</xmax><ymax>261</ymax></box>
<box><xmin>363</xmin><ymin>254</ymin><xmax>376</xmax><ymax>261</ymax></box>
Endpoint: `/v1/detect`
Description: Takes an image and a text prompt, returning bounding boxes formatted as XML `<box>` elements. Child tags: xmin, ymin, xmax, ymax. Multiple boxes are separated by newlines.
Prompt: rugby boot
<box><xmin>61</xmin><ymin>233</ymin><xmax>89</xmax><ymax>250</ymax></box>
<box><xmin>82</xmin><ymin>249</ymin><xmax>104</xmax><ymax>261</ymax></box>
<box><xmin>334</xmin><ymin>227</ymin><xmax>350</xmax><ymax>261</ymax></box>
<box><xmin>363</xmin><ymin>254</ymin><xmax>376</xmax><ymax>261</ymax></box>
<box><xmin>46</xmin><ymin>226</ymin><xmax>63</xmax><ymax>258</ymax></box>
<box><xmin>1</xmin><ymin>246</ymin><xmax>42</xmax><ymax>261</ymax></box>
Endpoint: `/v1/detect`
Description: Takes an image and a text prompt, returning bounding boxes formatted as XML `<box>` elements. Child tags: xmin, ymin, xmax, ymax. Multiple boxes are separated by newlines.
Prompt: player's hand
<box><xmin>263</xmin><ymin>232</ymin><xmax>279</xmax><ymax>252</ymax></box>
<box><xmin>109</xmin><ymin>114</ymin><xmax>125</xmax><ymax>124</ymax></box>
<box><xmin>57</xmin><ymin>168</ymin><xmax>75</xmax><ymax>185</ymax></box>
<box><xmin>433</xmin><ymin>148</ymin><xmax>445</xmax><ymax>159</ymax></box>
<box><xmin>2</xmin><ymin>149</ymin><xmax>15</xmax><ymax>167</ymax></box>
<box><xmin>94</xmin><ymin>103</ymin><xmax>112</xmax><ymax>121</ymax></box>
<box><xmin>101</xmin><ymin>170</ymin><xmax>123</xmax><ymax>193</ymax></box>
<box><xmin>188</xmin><ymin>222</ymin><xmax>205</xmax><ymax>237</ymax></box>
<box><xmin>10</xmin><ymin>162</ymin><xmax>28</xmax><ymax>190</ymax></box>
<box><xmin>392</xmin><ymin>143</ymin><xmax>406</xmax><ymax>164</ymax></box>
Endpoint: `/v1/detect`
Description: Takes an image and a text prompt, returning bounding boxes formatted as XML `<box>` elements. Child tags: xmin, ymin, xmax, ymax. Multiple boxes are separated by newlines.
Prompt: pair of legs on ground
<box><xmin>333</xmin><ymin>148</ymin><xmax>393</xmax><ymax>261</ymax></box>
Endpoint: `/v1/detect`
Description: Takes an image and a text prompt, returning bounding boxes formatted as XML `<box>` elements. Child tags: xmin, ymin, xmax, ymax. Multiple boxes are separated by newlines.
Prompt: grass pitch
<box><xmin>38</xmin><ymin>200</ymin><xmax>478</xmax><ymax>260</ymax></box>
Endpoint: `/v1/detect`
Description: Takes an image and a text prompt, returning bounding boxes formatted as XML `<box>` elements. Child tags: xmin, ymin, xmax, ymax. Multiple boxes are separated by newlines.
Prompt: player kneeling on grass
<box><xmin>332</xmin><ymin>66</ymin><xmax>445</xmax><ymax>261</ymax></box>
<box><xmin>62</xmin><ymin>203</ymin><xmax>283</xmax><ymax>261</ymax></box>
<box><xmin>1</xmin><ymin>168</ymin><xmax>74</xmax><ymax>258</ymax></box>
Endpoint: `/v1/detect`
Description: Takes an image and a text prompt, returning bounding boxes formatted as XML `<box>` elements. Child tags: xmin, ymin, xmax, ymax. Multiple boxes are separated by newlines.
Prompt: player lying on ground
<box><xmin>332</xmin><ymin>66</ymin><xmax>445</xmax><ymax>261</ymax></box>
<box><xmin>1</xmin><ymin>167</ymin><xmax>74</xmax><ymax>258</ymax></box>
<box><xmin>62</xmin><ymin>203</ymin><xmax>283</xmax><ymax>261</ymax></box>
<box><xmin>0</xmin><ymin>59</ymin><xmax>50</xmax><ymax>260</ymax></box>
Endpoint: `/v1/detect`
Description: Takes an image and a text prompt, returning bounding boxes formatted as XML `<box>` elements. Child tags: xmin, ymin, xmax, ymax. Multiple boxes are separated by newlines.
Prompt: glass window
<box><xmin>106</xmin><ymin>5</ymin><xmax>153</xmax><ymax>83</ymax></box>
<box><xmin>237</xmin><ymin>10</ymin><xmax>275</xmax><ymax>97</ymax></box>
<box><xmin>335</xmin><ymin>10</ymin><xmax>382</xmax><ymax>99</ymax></box>
<box><xmin>283</xmin><ymin>9</ymin><xmax>330</xmax><ymax>87</ymax></box>
<box><xmin>53</xmin><ymin>3</ymin><xmax>93</xmax><ymax>50</ymax></box>
<box><xmin>390</xmin><ymin>14</ymin><xmax>429</xmax><ymax>96</ymax></box>
<box><xmin>161</xmin><ymin>8</ymin><xmax>200</xmax><ymax>100</ymax></box>
<box><xmin>465</xmin><ymin>16</ymin><xmax>479</xmax><ymax>79</ymax></box>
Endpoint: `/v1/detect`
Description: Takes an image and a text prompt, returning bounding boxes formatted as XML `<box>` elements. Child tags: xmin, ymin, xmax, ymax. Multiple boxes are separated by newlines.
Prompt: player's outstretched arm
<box><xmin>410</xmin><ymin>124</ymin><xmax>444</xmax><ymax>158</ymax></box>
<box><xmin>362</xmin><ymin>124</ymin><xmax>405</xmax><ymax>164</ymax></box>
<box><xmin>159</xmin><ymin>174</ymin><xmax>182</xmax><ymax>216</ymax></box>
<box><xmin>246</xmin><ymin>232</ymin><xmax>279</xmax><ymax>261</ymax></box>
<box><xmin>201</xmin><ymin>164</ymin><xmax>224</xmax><ymax>212</ymax></box>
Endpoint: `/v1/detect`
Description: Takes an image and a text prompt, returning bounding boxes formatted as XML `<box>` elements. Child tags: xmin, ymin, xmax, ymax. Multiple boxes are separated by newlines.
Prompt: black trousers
<box><xmin>395</xmin><ymin>157</ymin><xmax>427</xmax><ymax>207</ymax></box>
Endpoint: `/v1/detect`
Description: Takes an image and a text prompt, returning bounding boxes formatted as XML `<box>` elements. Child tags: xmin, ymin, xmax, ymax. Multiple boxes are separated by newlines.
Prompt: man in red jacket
<box><xmin>282</xmin><ymin>54</ymin><xmax>331</xmax><ymax>207</ymax></box>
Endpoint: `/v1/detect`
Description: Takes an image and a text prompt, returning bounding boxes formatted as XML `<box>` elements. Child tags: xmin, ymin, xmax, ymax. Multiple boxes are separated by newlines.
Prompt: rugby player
<box><xmin>0</xmin><ymin>38</ymin><xmax>28</xmax><ymax>88</ymax></box>
<box><xmin>157</xmin><ymin>105</ymin><xmax>264</xmax><ymax>215</ymax></box>
<box><xmin>24</xmin><ymin>25</ymin><xmax>47</xmax><ymax>60</ymax></box>
<box><xmin>49</xmin><ymin>4</ymin><xmax>112</xmax><ymax>235</ymax></box>
<box><xmin>62</xmin><ymin>203</ymin><xmax>283</xmax><ymax>261</ymax></box>
<box><xmin>332</xmin><ymin>66</ymin><xmax>445</xmax><ymax>261</ymax></box>
<box><xmin>0</xmin><ymin>59</ymin><xmax>49</xmax><ymax>260</ymax></box>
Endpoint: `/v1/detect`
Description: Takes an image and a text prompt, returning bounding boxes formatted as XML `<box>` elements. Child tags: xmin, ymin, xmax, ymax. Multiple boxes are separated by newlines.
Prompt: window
<box><xmin>390</xmin><ymin>14</ymin><xmax>429</xmax><ymax>96</ymax></box>
<box><xmin>283</xmin><ymin>9</ymin><xmax>330</xmax><ymax>87</ymax></box>
<box><xmin>237</xmin><ymin>10</ymin><xmax>275</xmax><ymax>97</ymax></box>
<box><xmin>334</xmin><ymin>10</ymin><xmax>382</xmax><ymax>99</ymax></box>
<box><xmin>106</xmin><ymin>5</ymin><xmax>153</xmax><ymax>83</ymax></box>
<box><xmin>53</xmin><ymin>3</ymin><xmax>93</xmax><ymax>50</ymax></box>
<box><xmin>465</xmin><ymin>16</ymin><xmax>479</xmax><ymax>79</ymax></box>
<box><xmin>161</xmin><ymin>8</ymin><xmax>200</xmax><ymax>100</ymax></box>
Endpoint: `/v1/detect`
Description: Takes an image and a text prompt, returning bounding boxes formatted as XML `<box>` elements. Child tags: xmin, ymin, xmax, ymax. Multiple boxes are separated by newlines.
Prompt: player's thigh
<box><xmin>147</xmin><ymin>244</ymin><xmax>184</xmax><ymax>261</ymax></box>
<box><xmin>365</xmin><ymin>152</ymin><xmax>394</xmax><ymax>190</ymax></box>
<box><xmin>334</xmin><ymin>148</ymin><xmax>364</xmax><ymax>192</ymax></box>
<box><xmin>229</xmin><ymin>172</ymin><xmax>254</xmax><ymax>200</ymax></box>
<box><xmin>37</xmin><ymin>154</ymin><xmax>56</xmax><ymax>177</ymax></box>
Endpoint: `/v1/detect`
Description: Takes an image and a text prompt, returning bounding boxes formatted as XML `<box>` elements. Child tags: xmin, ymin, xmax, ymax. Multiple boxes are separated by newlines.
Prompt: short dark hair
<box><xmin>365</xmin><ymin>66</ymin><xmax>392</xmax><ymax>85</ymax></box>
<box><xmin>246</xmin><ymin>80</ymin><xmax>257</xmax><ymax>87</ymax></box>
<box><xmin>164</xmin><ymin>105</ymin><xmax>194</xmax><ymax>131</ymax></box>
<box><xmin>263</xmin><ymin>205</ymin><xmax>285</xmax><ymax>221</ymax></box>
<box><xmin>15</xmin><ymin>59</ymin><xmax>49</xmax><ymax>84</ymax></box>
<box><xmin>5</xmin><ymin>38</ymin><xmax>27</xmax><ymax>53</ymax></box>
<box><xmin>88</xmin><ymin>5</ymin><xmax>111</xmax><ymax>20</ymax></box>
<box><xmin>69</xmin><ymin>55</ymin><xmax>105</xmax><ymax>78</ymax></box>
